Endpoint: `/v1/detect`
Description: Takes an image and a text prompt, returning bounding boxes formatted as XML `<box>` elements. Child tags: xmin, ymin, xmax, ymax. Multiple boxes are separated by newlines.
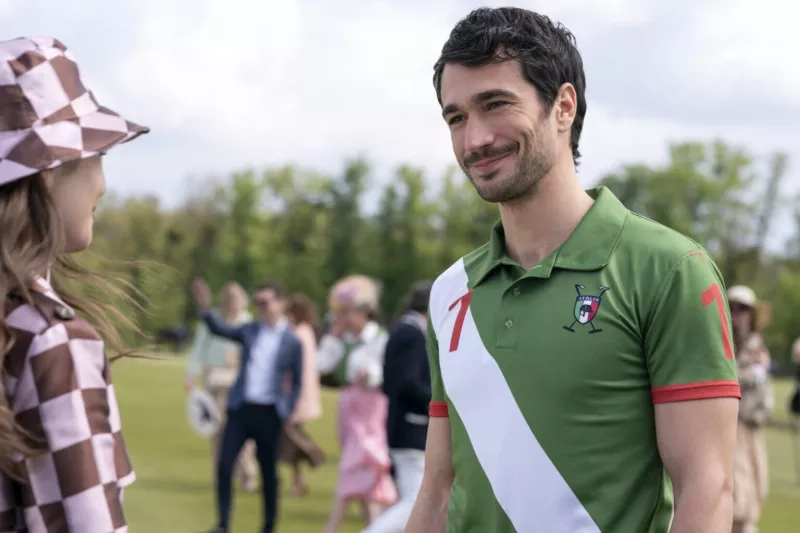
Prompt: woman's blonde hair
<box><xmin>219</xmin><ymin>281</ymin><xmax>248</xmax><ymax>321</ymax></box>
<box><xmin>0</xmin><ymin>172</ymin><xmax>142</xmax><ymax>479</ymax></box>
<box><xmin>328</xmin><ymin>275</ymin><xmax>381</xmax><ymax>319</ymax></box>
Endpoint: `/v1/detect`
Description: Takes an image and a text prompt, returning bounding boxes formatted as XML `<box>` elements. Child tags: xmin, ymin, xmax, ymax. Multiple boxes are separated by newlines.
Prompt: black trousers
<box><xmin>217</xmin><ymin>403</ymin><xmax>282</xmax><ymax>533</ymax></box>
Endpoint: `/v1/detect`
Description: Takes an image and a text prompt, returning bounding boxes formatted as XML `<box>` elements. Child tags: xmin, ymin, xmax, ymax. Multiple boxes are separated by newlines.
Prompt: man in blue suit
<box><xmin>192</xmin><ymin>278</ymin><xmax>303</xmax><ymax>533</ymax></box>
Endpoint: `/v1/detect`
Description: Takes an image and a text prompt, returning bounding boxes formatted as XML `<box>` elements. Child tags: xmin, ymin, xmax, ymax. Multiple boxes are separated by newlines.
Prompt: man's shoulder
<box><xmin>390</xmin><ymin>320</ymin><xmax>425</xmax><ymax>340</ymax></box>
<box><xmin>616</xmin><ymin>212</ymin><xmax>717</xmax><ymax>270</ymax></box>
<box><xmin>281</xmin><ymin>327</ymin><xmax>301</xmax><ymax>346</ymax></box>
<box><xmin>432</xmin><ymin>243</ymin><xmax>491</xmax><ymax>294</ymax></box>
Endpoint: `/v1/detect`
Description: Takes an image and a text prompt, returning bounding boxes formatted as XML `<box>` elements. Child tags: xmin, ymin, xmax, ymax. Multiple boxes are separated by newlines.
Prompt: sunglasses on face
<box><xmin>730</xmin><ymin>303</ymin><xmax>751</xmax><ymax>314</ymax></box>
<box><xmin>255</xmin><ymin>298</ymin><xmax>273</xmax><ymax>308</ymax></box>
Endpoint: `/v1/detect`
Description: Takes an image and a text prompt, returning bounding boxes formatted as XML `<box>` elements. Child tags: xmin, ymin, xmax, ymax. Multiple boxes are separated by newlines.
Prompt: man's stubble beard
<box><xmin>464</xmin><ymin>124</ymin><xmax>555</xmax><ymax>204</ymax></box>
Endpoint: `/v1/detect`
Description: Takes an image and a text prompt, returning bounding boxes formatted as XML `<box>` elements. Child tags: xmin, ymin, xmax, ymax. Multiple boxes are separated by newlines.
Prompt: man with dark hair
<box><xmin>368</xmin><ymin>281</ymin><xmax>432</xmax><ymax>533</ymax></box>
<box><xmin>191</xmin><ymin>278</ymin><xmax>302</xmax><ymax>533</ymax></box>
<box><xmin>408</xmin><ymin>7</ymin><xmax>739</xmax><ymax>533</ymax></box>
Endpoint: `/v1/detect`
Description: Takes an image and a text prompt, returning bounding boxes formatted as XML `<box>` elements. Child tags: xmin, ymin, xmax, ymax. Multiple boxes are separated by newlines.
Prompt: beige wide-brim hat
<box><xmin>0</xmin><ymin>37</ymin><xmax>148</xmax><ymax>186</ymax></box>
<box><xmin>328</xmin><ymin>275</ymin><xmax>381</xmax><ymax>314</ymax></box>
<box><xmin>728</xmin><ymin>284</ymin><xmax>770</xmax><ymax>331</ymax></box>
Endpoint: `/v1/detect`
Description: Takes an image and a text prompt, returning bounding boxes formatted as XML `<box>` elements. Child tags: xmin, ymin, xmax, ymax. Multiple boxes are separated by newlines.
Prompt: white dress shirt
<box><xmin>244</xmin><ymin>318</ymin><xmax>288</xmax><ymax>404</ymax></box>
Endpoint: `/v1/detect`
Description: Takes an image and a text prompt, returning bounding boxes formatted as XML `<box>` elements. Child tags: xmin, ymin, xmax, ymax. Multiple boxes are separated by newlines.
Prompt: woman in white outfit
<box><xmin>728</xmin><ymin>285</ymin><xmax>773</xmax><ymax>533</ymax></box>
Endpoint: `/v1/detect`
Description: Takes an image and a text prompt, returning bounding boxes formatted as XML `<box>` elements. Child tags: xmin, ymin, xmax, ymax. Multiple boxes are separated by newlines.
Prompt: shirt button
<box><xmin>513</xmin><ymin>287</ymin><xmax>521</xmax><ymax>296</ymax></box>
<box><xmin>505</xmin><ymin>318</ymin><xmax>513</xmax><ymax>328</ymax></box>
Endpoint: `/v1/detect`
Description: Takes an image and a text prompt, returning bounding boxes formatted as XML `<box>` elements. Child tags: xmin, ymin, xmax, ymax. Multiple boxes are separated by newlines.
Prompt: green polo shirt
<box><xmin>426</xmin><ymin>186</ymin><xmax>740</xmax><ymax>533</ymax></box>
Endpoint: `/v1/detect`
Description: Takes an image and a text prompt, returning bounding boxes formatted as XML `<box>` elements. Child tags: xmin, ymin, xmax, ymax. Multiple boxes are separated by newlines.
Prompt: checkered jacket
<box><xmin>0</xmin><ymin>279</ymin><xmax>134</xmax><ymax>533</ymax></box>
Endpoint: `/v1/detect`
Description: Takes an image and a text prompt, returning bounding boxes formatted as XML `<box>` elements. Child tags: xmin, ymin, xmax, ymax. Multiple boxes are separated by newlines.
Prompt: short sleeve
<box><xmin>427</xmin><ymin>314</ymin><xmax>448</xmax><ymax>417</ymax></box>
<box><xmin>644</xmin><ymin>250</ymin><xmax>741</xmax><ymax>404</ymax></box>
<box><xmin>12</xmin><ymin>322</ymin><xmax>130</xmax><ymax>532</ymax></box>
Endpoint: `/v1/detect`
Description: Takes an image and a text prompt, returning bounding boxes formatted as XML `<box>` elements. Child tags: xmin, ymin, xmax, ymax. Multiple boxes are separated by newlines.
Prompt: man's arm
<box><xmin>656</xmin><ymin>398</ymin><xmax>737</xmax><ymax>533</ymax></box>
<box><xmin>643</xmin><ymin>250</ymin><xmax>740</xmax><ymax>533</ymax></box>
<box><xmin>398</xmin><ymin>330</ymin><xmax>432</xmax><ymax>412</ymax></box>
<box><xmin>405</xmin><ymin>312</ymin><xmax>451</xmax><ymax>533</ymax></box>
<box><xmin>285</xmin><ymin>339</ymin><xmax>304</xmax><ymax>417</ymax></box>
<box><xmin>199</xmin><ymin>309</ymin><xmax>244</xmax><ymax>343</ymax></box>
<box><xmin>383</xmin><ymin>325</ymin><xmax>431</xmax><ymax>412</ymax></box>
<box><xmin>190</xmin><ymin>278</ymin><xmax>244</xmax><ymax>343</ymax></box>
<box><xmin>405</xmin><ymin>418</ymin><xmax>453</xmax><ymax>533</ymax></box>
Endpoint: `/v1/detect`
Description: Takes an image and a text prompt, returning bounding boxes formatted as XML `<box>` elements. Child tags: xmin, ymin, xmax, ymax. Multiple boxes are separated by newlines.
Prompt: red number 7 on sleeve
<box><xmin>701</xmin><ymin>282</ymin><xmax>734</xmax><ymax>360</ymax></box>
<box><xmin>448</xmin><ymin>291</ymin><xmax>473</xmax><ymax>352</ymax></box>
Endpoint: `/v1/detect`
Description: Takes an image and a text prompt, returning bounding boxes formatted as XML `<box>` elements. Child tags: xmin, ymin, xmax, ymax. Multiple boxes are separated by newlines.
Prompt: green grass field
<box><xmin>116</xmin><ymin>357</ymin><xmax>800</xmax><ymax>532</ymax></box>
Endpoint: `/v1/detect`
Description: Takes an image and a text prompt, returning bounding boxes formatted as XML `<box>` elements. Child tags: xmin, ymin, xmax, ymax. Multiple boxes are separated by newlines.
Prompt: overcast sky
<box><xmin>3</xmin><ymin>0</ymin><xmax>799</xmax><ymax>243</ymax></box>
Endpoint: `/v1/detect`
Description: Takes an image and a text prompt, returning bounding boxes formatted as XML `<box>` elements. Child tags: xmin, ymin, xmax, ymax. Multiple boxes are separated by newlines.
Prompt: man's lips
<box><xmin>471</xmin><ymin>151</ymin><xmax>513</xmax><ymax>170</ymax></box>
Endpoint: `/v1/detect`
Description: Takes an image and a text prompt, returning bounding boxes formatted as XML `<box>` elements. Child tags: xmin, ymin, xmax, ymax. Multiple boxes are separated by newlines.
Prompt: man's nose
<box><xmin>463</xmin><ymin>116</ymin><xmax>495</xmax><ymax>155</ymax></box>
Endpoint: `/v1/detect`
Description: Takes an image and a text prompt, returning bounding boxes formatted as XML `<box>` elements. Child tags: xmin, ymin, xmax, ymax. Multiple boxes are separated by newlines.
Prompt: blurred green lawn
<box><xmin>115</xmin><ymin>357</ymin><xmax>800</xmax><ymax>532</ymax></box>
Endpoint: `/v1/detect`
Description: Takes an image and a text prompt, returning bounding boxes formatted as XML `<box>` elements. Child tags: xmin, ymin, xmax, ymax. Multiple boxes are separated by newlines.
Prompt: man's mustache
<box><xmin>463</xmin><ymin>143</ymin><xmax>518</xmax><ymax>167</ymax></box>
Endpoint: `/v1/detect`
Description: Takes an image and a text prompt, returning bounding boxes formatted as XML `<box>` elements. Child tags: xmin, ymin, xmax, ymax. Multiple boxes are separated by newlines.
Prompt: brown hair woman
<box><xmin>282</xmin><ymin>293</ymin><xmax>326</xmax><ymax>496</ymax></box>
<box><xmin>0</xmin><ymin>37</ymin><xmax>147</xmax><ymax>531</ymax></box>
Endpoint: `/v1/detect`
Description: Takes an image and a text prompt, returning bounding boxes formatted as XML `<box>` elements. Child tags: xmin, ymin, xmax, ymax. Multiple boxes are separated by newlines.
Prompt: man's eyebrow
<box><xmin>441</xmin><ymin>89</ymin><xmax>518</xmax><ymax>118</ymax></box>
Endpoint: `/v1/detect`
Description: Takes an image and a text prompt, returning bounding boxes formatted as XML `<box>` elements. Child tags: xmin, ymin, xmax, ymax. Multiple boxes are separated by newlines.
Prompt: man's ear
<box><xmin>554</xmin><ymin>82</ymin><xmax>577</xmax><ymax>134</ymax></box>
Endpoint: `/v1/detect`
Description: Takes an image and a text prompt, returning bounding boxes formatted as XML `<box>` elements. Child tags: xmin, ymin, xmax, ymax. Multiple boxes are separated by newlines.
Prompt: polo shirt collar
<box><xmin>472</xmin><ymin>186</ymin><xmax>628</xmax><ymax>286</ymax></box>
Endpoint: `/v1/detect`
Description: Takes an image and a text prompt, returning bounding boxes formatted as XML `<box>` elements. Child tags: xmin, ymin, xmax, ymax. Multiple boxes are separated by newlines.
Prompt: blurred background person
<box><xmin>185</xmin><ymin>281</ymin><xmax>259</xmax><ymax>493</ymax></box>
<box><xmin>791</xmin><ymin>337</ymin><xmax>800</xmax><ymax>416</ymax></box>
<box><xmin>192</xmin><ymin>279</ymin><xmax>303</xmax><ymax>533</ymax></box>
<box><xmin>318</xmin><ymin>275</ymin><xmax>397</xmax><ymax>533</ymax></box>
<box><xmin>364</xmin><ymin>281</ymin><xmax>432</xmax><ymax>533</ymax></box>
<box><xmin>281</xmin><ymin>293</ymin><xmax>326</xmax><ymax>497</ymax></box>
<box><xmin>729</xmin><ymin>285</ymin><xmax>774</xmax><ymax>533</ymax></box>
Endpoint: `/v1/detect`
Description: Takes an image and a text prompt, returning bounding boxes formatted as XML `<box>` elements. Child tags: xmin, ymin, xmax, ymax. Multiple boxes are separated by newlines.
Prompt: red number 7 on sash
<box><xmin>701</xmin><ymin>282</ymin><xmax>734</xmax><ymax>360</ymax></box>
<box><xmin>449</xmin><ymin>291</ymin><xmax>473</xmax><ymax>352</ymax></box>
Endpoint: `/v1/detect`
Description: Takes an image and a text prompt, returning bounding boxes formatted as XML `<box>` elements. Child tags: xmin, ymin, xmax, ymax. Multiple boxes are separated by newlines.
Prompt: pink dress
<box><xmin>336</xmin><ymin>386</ymin><xmax>397</xmax><ymax>503</ymax></box>
<box><xmin>317</xmin><ymin>322</ymin><xmax>397</xmax><ymax>504</ymax></box>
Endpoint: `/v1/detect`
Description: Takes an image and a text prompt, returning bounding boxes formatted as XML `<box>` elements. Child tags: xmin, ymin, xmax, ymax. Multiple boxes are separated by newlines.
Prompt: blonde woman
<box><xmin>728</xmin><ymin>285</ymin><xmax>773</xmax><ymax>533</ymax></box>
<box><xmin>185</xmin><ymin>282</ymin><xmax>259</xmax><ymax>492</ymax></box>
<box><xmin>281</xmin><ymin>294</ymin><xmax>326</xmax><ymax>496</ymax></box>
<box><xmin>319</xmin><ymin>276</ymin><xmax>397</xmax><ymax>533</ymax></box>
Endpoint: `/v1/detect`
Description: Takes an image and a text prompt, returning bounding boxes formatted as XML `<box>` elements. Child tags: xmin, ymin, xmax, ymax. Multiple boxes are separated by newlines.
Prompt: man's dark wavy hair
<box><xmin>433</xmin><ymin>7</ymin><xmax>588</xmax><ymax>166</ymax></box>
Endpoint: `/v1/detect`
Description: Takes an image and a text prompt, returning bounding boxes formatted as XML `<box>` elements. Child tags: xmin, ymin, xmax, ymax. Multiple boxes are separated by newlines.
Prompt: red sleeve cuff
<box><xmin>652</xmin><ymin>379</ymin><xmax>741</xmax><ymax>404</ymax></box>
<box><xmin>429</xmin><ymin>401</ymin><xmax>449</xmax><ymax>417</ymax></box>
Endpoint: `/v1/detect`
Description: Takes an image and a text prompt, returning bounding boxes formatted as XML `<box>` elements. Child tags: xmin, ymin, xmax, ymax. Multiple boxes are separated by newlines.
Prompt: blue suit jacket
<box><xmin>200</xmin><ymin>311</ymin><xmax>303</xmax><ymax>420</ymax></box>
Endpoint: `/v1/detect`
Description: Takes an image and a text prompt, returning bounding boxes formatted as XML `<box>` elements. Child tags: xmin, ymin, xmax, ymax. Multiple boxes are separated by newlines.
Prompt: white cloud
<box><xmin>3</xmin><ymin>0</ymin><xmax>798</xmax><ymax>229</ymax></box>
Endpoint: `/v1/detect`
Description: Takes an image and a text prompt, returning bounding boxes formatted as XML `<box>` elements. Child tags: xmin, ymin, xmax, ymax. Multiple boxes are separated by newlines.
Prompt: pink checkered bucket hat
<box><xmin>0</xmin><ymin>36</ymin><xmax>148</xmax><ymax>186</ymax></box>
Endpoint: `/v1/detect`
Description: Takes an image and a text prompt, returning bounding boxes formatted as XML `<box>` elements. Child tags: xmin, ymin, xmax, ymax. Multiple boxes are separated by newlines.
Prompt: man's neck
<box><xmin>262</xmin><ymin>315</ymin><xmax>284</xmax><ymax>328</ymax></box>
<box><xmin>498</xmin><ymin>162</ymin><xmax>593</xmax><ymax>270</ymax></box>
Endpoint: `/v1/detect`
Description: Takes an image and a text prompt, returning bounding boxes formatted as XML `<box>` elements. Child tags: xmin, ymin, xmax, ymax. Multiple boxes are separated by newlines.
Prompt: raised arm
<box><xmin>317</xmin><ymin>334</ymin><xmax>346</xmax><ymax>374</ymax></box>
<box><xmin>354</xmin><ymin>329</ymin><xmax>389</xmax><ymax>388</ymax></box>
<box><xmin>200</xmin><ymin>310</ymin><xmax>244</xmax><ymax>343</ymax></box>
<box><xmin>191</xmin><ymin>277</ymin><xmax>243</xmax><ymax>343</ymax></box>
<box><xmin>405</xmin><ymin>315</ymin><xmax>452</xmax><ymax>533</ymax></box>
<box><xmin>644</xmin><ymin>251</ymin><xmax>740</xmax><ymax>533</ymax></box>
<box><xmin>11</xmin><ymin>322</ymin><xmax>133</xmax><ymax>532</ymax></box>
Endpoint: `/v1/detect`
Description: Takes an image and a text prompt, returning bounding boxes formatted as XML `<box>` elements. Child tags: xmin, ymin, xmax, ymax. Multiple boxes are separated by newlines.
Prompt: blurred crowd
<box><xmin>186</xmin><ymin>275</ymin><xmax>433</xmax><ymax>533</ymax></box>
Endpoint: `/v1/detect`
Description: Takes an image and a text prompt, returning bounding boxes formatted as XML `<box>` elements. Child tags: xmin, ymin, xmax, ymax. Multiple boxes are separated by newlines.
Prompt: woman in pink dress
<box><xmin>319</xmin><ymin>276</ymin><xmax>397</xmax><ymax>533</ymax></box>
<box><xmin>281</xmin><ymin>293</ymin><xmax>326</xmax><ymax>496</ymax></box>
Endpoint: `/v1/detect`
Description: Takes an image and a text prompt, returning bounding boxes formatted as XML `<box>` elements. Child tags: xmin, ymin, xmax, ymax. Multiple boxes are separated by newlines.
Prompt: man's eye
<box><xmin>448</xmin><ymin>116</ymin><xmax>465</xmax><ymax>126</ymax></box>
<box><xmin>487</xmin><ymin>101</ymin><xmax>507</xmax><ymax>110</ymax></box>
